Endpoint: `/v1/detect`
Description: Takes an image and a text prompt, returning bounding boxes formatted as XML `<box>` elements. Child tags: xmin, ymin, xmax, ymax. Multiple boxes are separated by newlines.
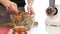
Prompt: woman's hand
<box><xmin>27</xmin><ymin>5</ymin><xmax>35</xmax><ymax>15</ymax></box>
<box><xmin>1</xmin><ymin>0</ymin><xmax>18</xmax><ymax>15</ymax></box>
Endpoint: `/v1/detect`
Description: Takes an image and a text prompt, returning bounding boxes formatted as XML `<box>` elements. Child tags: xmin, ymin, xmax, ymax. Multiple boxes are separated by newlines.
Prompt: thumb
<box><xmin>28</xmin><ymin>7</ymin><xmax>35</xmax><ymax>15</ymax></box>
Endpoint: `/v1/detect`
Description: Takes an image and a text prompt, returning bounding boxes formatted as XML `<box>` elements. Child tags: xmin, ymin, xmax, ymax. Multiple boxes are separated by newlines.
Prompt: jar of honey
<box><xmin>12</xmin><ymin>26</ymin><xmax>27</xmax><ymax>34</ymax></box>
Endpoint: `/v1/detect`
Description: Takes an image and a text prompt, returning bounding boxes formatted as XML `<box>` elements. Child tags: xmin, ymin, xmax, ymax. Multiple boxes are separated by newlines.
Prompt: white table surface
<box><xmin>46</xmin><ymin>26</ymin><xmax>60</xmax><ymax>34</ymax></box>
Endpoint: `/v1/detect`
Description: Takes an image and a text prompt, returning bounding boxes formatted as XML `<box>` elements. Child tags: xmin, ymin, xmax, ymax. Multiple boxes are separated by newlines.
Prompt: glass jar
<box><xmin>11</xmin><ymin>11</ymin><xmax>35</xmax><ymax>31</ymax></box>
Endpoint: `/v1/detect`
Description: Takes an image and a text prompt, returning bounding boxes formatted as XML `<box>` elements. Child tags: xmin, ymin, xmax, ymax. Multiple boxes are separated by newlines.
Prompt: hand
<box><xmin>27</xmin><ymin>5</ymin><xmax>35</xmax><ymax>15</ymax></box>
<box><xmin>1</xmin><ymin>0</ymin><xmax>18</xmax><ymax>15</ymax></box>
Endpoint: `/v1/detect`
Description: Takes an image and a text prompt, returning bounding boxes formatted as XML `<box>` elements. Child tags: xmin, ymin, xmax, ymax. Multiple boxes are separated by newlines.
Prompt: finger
<box><xmin>6</xmin><ymin>6</ymin><xmax>18</xmax><ymax>15</ymax></box>
<box><xmin>30</xmin><ymin>7</ymin><xmax>35</xmax><ymax>14</ymax></box>
<box><xmin>27</xmin><ymin>6</ymin><xmax>35</xmax><ymax>15</ymax></box>
<box><xmin>6</xmin><ymin>3</ymin><xmax>18</xmax><ymax>15</ymax></box>
<box><xmin>11</xmin><ymin>2</ymin><xmax>18</xmax><ymax>15</ymax></box>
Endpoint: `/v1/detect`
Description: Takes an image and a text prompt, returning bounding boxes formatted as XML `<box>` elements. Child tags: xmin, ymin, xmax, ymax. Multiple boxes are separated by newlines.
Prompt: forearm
<box><xmin>27</xmin><ymin>0</ymin><xmax>34</xmax><ymax>6</ymax></box>
<box><xmin>0</xmin><ymin>0</ymin><xmax>10</xmax><ymax>3</ymax></box>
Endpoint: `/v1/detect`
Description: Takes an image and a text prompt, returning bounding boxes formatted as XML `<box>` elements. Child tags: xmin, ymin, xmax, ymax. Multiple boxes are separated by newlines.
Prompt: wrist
<box><xmin>0</xmin><ymin>0</ymin><xmax>11</xmax><ymax>7</ymax></box>
<box><xmin>0</xmin><ymin>0</ymin><xmax>3</xmax><ymax>3</ymax></box>
<box><xmin>28</xmin><ymin>4</ymin><xmax>32</xmax><ymax>8</ymax></box>
<box><xmin>28</xmin><ymin>1</ymin><xmax>32</xmax><ymax>6</ymax></box>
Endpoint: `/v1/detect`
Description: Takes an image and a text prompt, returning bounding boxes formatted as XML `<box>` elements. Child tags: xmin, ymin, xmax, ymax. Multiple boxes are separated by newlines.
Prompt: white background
<box><xmin>25</xmin><ymin>0</ymin><xmax>60</xmax><ymax>34</ymax></box>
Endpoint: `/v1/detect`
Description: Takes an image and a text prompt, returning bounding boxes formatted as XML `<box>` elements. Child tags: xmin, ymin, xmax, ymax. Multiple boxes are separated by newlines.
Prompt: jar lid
<box><xmin>14</xmin><ymin>26</ymin><xmax>24</xmax><ymax>28</ymax></box>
